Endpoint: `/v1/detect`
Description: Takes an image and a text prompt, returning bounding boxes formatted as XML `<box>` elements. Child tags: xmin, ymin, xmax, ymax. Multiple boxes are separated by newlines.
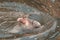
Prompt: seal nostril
<box><xmin>34</xmin><ymin>26</ymin><xmax>39</xmax><ymax>28</ymax></box>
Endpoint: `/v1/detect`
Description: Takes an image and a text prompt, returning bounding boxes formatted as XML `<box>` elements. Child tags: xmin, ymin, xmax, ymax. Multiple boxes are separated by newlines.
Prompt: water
<box><xmin>0</xmin><ymin>2</ymin><xmax>57</xmax><ymax>40</ymax></box>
